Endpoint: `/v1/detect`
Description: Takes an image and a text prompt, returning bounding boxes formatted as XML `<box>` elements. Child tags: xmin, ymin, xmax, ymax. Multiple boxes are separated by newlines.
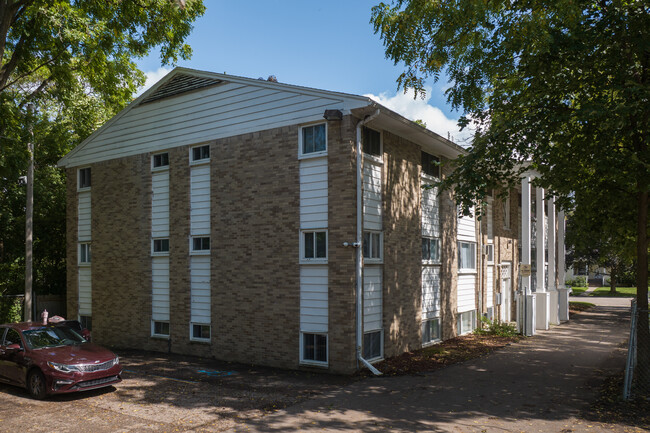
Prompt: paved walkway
<box><xmin>229</xmin><ymin>300</ymin><xmax>636</xmax><ymax>433</ymax></box>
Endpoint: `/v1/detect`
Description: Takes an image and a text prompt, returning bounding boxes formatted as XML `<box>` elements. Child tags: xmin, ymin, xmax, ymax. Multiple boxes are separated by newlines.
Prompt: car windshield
<box><xmin>23</xmin><ymin>326</ymin><xmax>87</xmax><ymax>349</ymax></box>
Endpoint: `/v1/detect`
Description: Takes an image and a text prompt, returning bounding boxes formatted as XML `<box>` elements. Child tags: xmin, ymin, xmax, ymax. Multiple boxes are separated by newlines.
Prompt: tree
<box><xmin>372</xmin><ymin>0</ymin><xmax>649</xmax><ymax>384</ymax></box>
<box><xmin>0</xmin><ymin>1</ymin><xmax>205</xmax><ymax>300</ymax></box>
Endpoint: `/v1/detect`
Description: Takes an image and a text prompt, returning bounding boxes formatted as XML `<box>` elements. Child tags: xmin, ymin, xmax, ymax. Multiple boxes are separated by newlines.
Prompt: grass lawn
<box><xmin>569</xmin><ymin>286</ymin><xmax>588</xmax><ymax>296</ymax></box>
<box><xmin>569</xmin><ymin>301</ymin><xmax>595</xmax><ymax>313</ymax></box>
<box><xmin>589</xmin><ymin>286</ymin><xmax>636</xmax><ymax>297</ymax></box>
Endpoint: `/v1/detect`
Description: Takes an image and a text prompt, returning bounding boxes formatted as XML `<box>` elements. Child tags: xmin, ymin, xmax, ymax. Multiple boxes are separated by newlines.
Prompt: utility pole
<box><xmin>25</xmin><ymin>103</ymin><xmax>35</xmax><ymax>322</ymax></box>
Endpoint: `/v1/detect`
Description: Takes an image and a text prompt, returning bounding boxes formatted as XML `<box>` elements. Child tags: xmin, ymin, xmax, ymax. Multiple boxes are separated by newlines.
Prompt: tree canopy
<box><xmin>0</xmin><ymin>0</ymin><xmax>205</xmax><ymax>297</ymax></box>
<box><xmin>372</xmin><ymin>0</ymin><xmax>649</xmax><ymax>381</ymax></box>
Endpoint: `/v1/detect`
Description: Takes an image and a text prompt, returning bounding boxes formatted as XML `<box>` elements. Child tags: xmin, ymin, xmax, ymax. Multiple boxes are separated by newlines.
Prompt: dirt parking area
<box><xmin>0</xmin><ymin>349</ymin><xmax>353</xmax><ymax>433</ymax></box>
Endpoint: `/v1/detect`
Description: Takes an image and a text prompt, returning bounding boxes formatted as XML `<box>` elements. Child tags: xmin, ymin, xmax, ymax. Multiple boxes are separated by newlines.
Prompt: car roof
<box><xmin>0</xmin><ymin>322</ymin><xmax>55</xmax><ymax>331</ymax></box>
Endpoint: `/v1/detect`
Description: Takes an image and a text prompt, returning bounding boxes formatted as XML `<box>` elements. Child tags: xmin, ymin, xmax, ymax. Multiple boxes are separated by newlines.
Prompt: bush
<box><xmin>0</xmin><ymin>297</ymin><xmax>23</xmax><ymax>323</ymax></box>
<box><xmin>565</xmin><ymin>276</ymin><xmax>587</xmax><ymax>287</ymax></box>
<box><xmin>475</xmin><ymin>316</ymin><xmax>519</xmax><ymax>337</ymax></box>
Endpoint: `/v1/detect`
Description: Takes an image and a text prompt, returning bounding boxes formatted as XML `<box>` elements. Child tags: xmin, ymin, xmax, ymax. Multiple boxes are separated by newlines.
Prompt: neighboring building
<box><xmin>58</xmin><ymin>68</ymin><xmax>568</xmax><ymax>374</ymax></box>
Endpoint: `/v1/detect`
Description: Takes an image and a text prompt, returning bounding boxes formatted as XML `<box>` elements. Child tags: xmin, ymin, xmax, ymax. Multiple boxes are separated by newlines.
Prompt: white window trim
<box><xmin>486</xmin><ymin>243</ymin><xmax>495</xmax><ymax>264</ymax></box>
<box><xmin>422</xmin><ymin>236</ymin><xmax>441</xmax><ymax>265</ymax></box>
<box><xmin>362</xmin><ymin>127</ymin><xmax>383</xmax><ymax>162</ymax></box>
<box><xmin>189</xmin><ymin>236</ymin><xmax>210</xmax><ymax>255</ymax></box>
<box><xmin>189</xmin><ymin>144</ymin><xmax>211</xmax><ymax>166</ymax></box>
<box><xmin>151</xmin><ymin>152</ymin><xmax>170</xmax><ymax>172</ymax></box>
<box><xmin>458</xmin><ymin>241</ymin><xmax>477</xmax><ymax>273</ymax></box>
<box><xmin>363</xmin><ymin>230</ymin><xmax>383</xmax><ymax>264</ymax></box>
<box><xmin>298</xmin><ymin>122</ymin><xmax>328</xmax><ymax>159</ymax></box>
<box><xmin>363</xmin><ymin>329</ymin><xmax>384</xmax><ymax>362</ymax></box>
<box><xmin>151</xmin><ymin>238</ymin><xmax>170</xmax><ymax>257</ymax></box>
<box><xmin>421</xmin><ymin>318</ymin><xmax>442</xmax><ymax>347</ymax></box>
<box><xmin>457</xmin><ymin>310</ymin><xmax>477</xmax><ymax>335</ymax></box>
<box><xmin>189</xmin><ymin>322</ymin><xmax>211</xmax><ymax>342</ymax></box>
<box><xmin>299</xmin><ymin>332</ymin><xmax>329</xmax><ymax>366</ymax></box>
<box><xmin>77</xmin><ymin>167</ymin><xmax>91</xmax><ymax>191</ymax></box>
<box><xmin>151</xmin><ymin>320</ymin><xmax>170</xmax><ymax>339</ymax></box>
<box><xmin>78</xmin><ymin>242</ymin><xmax>91</xmax><ymax>266</ymax></box>
<box><xmin>299</xmin><ymin>229</ymin><xmax>328</xmax><ymax>264</ymax></box>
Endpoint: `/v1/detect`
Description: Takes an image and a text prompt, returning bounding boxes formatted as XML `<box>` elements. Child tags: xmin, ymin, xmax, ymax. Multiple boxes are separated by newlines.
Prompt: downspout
<box><xmin>477</xmin><ymin>206</ymin><xmax>483</xmax><ymax>326</ymax></box>
<box><xmin>356</xmin><ymin>110</ymin><xmax>382</xmax><ymax>376</ymax></box>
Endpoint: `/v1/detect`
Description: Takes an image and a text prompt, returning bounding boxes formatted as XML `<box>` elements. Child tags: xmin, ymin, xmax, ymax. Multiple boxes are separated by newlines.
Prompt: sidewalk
<box><xmin>229</xmin><ymin>302</ymin><xmax>634</xmax><ymax>433</ymax></box>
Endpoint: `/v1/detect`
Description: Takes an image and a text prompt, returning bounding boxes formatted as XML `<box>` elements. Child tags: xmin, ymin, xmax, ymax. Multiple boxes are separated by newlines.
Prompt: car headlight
<box><xmin>113</xmin><ymin>356</ymin><xmax>119</xmax><ymax>367</ymax></box>
<box><xmin>47</xmin><ymin>361</ymin><xmax>82</xmax><ymax>373</ymax></box>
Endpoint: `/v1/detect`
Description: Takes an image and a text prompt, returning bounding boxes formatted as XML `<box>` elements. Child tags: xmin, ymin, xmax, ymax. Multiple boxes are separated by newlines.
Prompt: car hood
<box><xmin>31</xmin><ymin>343</ymin><xmax>116</xmax><ymax>365</ymax></box>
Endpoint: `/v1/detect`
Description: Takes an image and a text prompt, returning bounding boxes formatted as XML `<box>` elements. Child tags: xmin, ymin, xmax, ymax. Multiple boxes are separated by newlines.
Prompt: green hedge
<box><xmin>0</xmin><ymin>297</ymin><xmax>23</xmax><ymax>323</ymax></box>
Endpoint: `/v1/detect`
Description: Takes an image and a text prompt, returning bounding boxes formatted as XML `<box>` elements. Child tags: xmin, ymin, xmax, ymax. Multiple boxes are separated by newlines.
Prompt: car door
<box><xmin>0</xmin><ymin>328</ymin><xmax>27</xmax><ymax>386</ymax></box>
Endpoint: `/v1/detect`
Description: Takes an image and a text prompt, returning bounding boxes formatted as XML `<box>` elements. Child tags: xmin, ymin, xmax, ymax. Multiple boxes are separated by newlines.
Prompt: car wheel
<box><xmin>27</xmin><ymin>370</ymin><xmax>47</xmax><ymax>400</ymax></box>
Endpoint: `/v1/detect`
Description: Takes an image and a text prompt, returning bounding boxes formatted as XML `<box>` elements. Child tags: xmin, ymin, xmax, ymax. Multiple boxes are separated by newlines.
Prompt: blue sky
<box><xmin>136</xmin><ymin>0</ymin><xmax>472</xmax><ymax>144</ymax></box>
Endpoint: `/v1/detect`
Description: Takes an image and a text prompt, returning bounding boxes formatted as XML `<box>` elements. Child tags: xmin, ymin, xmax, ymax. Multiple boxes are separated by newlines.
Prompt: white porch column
<box><xmin>535</xmin><ymin>187</ymin><xmax>549</xmax><ymax>330</ymax></box>
<box><xmin>557</xmin><ymin>210</ymin><xmax>569</xmax><ymax>321</ymax></box>
<box><xmin>548</xmin><ymin>197</ymin><xmax>559</xmax><ymax>325</ymax></box>
<box><xmin>520</xmin><ymin>175</ymin><xmax>535</xmax><ymax>336</ymax></box>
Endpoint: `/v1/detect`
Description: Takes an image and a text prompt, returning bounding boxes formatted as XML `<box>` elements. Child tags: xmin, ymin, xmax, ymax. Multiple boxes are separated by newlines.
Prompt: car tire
<box><xmin>27</xmin><ymin>369</ymin><xmax>47</xmax><ymax>400</ymax></box>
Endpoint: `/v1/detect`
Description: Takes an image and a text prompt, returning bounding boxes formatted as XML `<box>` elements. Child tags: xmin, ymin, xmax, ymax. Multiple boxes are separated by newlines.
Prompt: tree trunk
<box><xmin>635</xmin><ymin>189</ymin><xmax>650</xmax><ymax>390</ymax></box>
<box><xmin>609</xmin><ymin>264</ymin><xmax>617</xmax><ymax>294</ymax></box>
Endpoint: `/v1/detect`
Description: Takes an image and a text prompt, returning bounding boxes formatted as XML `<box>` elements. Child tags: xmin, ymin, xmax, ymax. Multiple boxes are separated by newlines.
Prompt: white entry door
<box><xmin>500</xmin><ymin>263</ymin><xmax>512</xmax><ymax>322</ymax></box>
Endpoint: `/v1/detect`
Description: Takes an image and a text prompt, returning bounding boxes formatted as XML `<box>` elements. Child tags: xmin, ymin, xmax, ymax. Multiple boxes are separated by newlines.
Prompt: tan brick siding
<box><xmin>65</xmin><ymin>168</ymin><xmax>78</xmax><ymax>319</ymax></box>
<box><xmin>439</xmin><ymin>157</ymin><xmax>459</xmax><ymax>339</ymax></box>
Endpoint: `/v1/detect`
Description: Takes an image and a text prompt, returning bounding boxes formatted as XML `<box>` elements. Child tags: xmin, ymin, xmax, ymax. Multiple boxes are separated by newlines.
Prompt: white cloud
<box><xmin>364</xmin><ymin>88</ymin><xmax>474</xmax><ymax>147</ymax></box>
<box><xmin>135</xmin><ymin>67</ymin><xmax>173</xmax><ymax>97</ymax></box>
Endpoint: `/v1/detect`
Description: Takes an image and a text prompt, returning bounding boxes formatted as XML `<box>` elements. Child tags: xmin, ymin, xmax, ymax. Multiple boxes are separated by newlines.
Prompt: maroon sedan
<box><xmin>0</xmin><ymin>322</ymin><xmax>121</xmax><ymax>399</ymax></box>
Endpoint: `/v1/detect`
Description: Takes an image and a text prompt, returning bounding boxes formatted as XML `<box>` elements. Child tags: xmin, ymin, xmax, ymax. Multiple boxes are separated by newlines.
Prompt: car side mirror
<box><xmin>5</xmin><ymin>343</ymin><xmax>23</xmax><ymax>353</ymax></box>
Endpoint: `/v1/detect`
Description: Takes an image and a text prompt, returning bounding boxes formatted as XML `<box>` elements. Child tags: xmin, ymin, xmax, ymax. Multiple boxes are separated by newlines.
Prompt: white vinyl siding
<box><xmin>190</xmin><ymin>164</ymin><xmax>210</xmax><ymax>236</ymax></box>
<box><xmin>457</xmin><ymin>274</ymin><xmax>477</xmax><ymax>313</ymax></box>
<box><xmin>299</xmin><ymin>157</ymin><xmax>328</xmax><ymax>229</ymax></box>
<box><xmin>190</xmin><ymin>256</ymin><xmax>211</xmax><ymax>325</ymax></box>
<box><xmin>151</xmin><ymin>170</ymin><xmax>170</xmax><ymax>238</ymax></box>
<box><xmin>421</xmin><ymin>266</ymin><xmax>441</xmax><ymax>320</ymax></box>
<box><xmin>421</xmin><ymin>184</ymin><xmax>440</xmax><ymax>238</ymax></box>
<box><xmin>363</xmin><ymin>161</ymin><xmax>382</xmax><ymax>231</ymax></box>
<box><xmin>300</xmin><ymin>266</ymin><xmax>328</xmax><ymax>333</ymax></box>
<box><xmin>78</xmin><ymin>266</ymin><xmax>92</xmax><ymax>316</ymax></box>
<box><xmin>62</xmin><ymin>79</ymin><xmax>369</xmax><ymax>167</ymax></box>
<box><xmin>363</xmin><ymin>266</ymin><xmax>382</xmax><ymax>331</ymax></box>
<box><xmin>77</xmin><ymin>191</ymin><xmax>91</xmax><ymax>241</ymax></box>
<box><xmin>152</xmin><ymin>257</ymin><xmax>170</xmax><ymax>321</ymax></box>
<box><xmin>486</xmin><ymin>265</ymin><xmax>494</xmax><ymax>309</ymax></box>
<box><xmin>457</xmin><ymin>206</ymin><xmax>476</xmax><ymax>242</ymax></box>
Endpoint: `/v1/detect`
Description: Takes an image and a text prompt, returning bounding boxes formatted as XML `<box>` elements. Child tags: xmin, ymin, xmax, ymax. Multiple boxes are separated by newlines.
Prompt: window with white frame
<box><xmin>79</xmin><ymin>243</ymin><xmax>91</xmax><ymax>264</ymax></box>
<box><xmin>363</xmin><ymin>330</ymin><xmax>382</xmax><ymax>360</ymax></box>
<box><xmin>152</xmin><ymin>152</ymin><xmax>169</xmax><ymax>169</ymax></box>
<box><xmin>301</xmin><ymin>333</ymin><xmax>327</xmax><ymax>363</ymax></box>
<box><xmin>362</xmin><ymin>127</ymin><xmax>381</xmax><ymax>157</ymax></box>
<box><xmin>422</xmin><ymin>318</ymin><xmax>441</xmax><ymax>345</ymax></box>
<box><xmin>191</xmin><ymin>236</ymin><xmax>210</xmax><ymax>253</ymax></box>
<box><xmin>301</xmin><ymin>230</ymin><xmax>327</xmax><ymax>261</ymax></box>
<box><xmin>191</xmin><ymin>145</ymin><xmax>210</xmax><ymax>163</ymax></box>
<box><xmin>458</xmin><ymin>241</ymin><xmax>476</xmax><ymax>271</ymax></box>
<box><xmin>363</xmin><ymin>231</ymin><xmax>382</xmax><ymax>261</ymax></box>
<box><xmin>421</xmin><ymin>151</ymin><xmax>440</xmax><ymax>178</ymax></box>
<box><xmin>191</xmin><ymin>323</ymin><xmax>210</xmax><ymax>340</ymax></box>
<box><xmin>300</xmin><ymin>123</ymin><xmax>327</xmax><ymax>156</ymax></box>
<box><xmin>486</xmin><ymin>244</ymin><xmax>494</xmax><ymax>263</ymax></box>
<box><xmin>422</xmin><ymin>237</ymin><xmax>440</xmax><ymax>263</ymax></box>
<box><xmin>503</xmin><ymin>194</ymin><xmax>511</xmax><ymax>229</ymax></box>
<box><xmin>152</xmin><ymin>238</ymin><xmax>170</xmax><ymax>255</ymax></box>
<box><xmin>457</xmin><ymin>310</ymin><xmax>476</xmax><ymax>335</ymax></box>
<box><xmin>152</xmin><ymin>321</ymin><xmax>169</xmax><ymax>337</ymax></box>
<box><xmin>78</xmin><ymin>167</ymin><xmax>91</xmax><ymax>189</ymax></box>
<box><xmin>79</xmin><ymin>315</ymin><xmax>92</xmax><ymax>331</ymax></box>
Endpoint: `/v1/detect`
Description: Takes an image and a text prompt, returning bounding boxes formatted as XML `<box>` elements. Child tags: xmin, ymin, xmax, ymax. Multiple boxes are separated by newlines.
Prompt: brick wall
<box><xmin>65</xmin><ymin>168</ymin><xmax>78</xmax><ymax>319</ymax></box>
<box><xmin>491</xmin><ymin>188</ymin><xmax>520</xmax><ymax>321</ymax></box>
<box><xmin>439</xmin><ymin>157</ymin><xmax>459</xmax><ymax>339</ymax></box>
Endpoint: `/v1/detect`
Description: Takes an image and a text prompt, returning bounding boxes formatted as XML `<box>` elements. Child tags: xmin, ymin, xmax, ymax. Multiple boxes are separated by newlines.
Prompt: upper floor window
<box><xmin>502</xmin><ymin>195</ymin><xmax>511</xmax><ymax>229</ymax></box>
<box><xmin>362</xmin><ymin>127</ymin><xmax>381</xmax><ymax>157</ymax></box>
<box><xmin>301</xmin><ymin>230</ymin><xmax>327</xmax><ymax>262</ymax></box>
<box><xmin>191</xmin><ymin>145</ymin><xmax>210</xmax><ymax>163</ymax></box>
<box><xmin>363</xmin><ymin>231</ymin><xmax>382</xmax><ymax>262</ymax></box>
<box><xmin>486</xmin><ymin>243</ymin><xmax>494</xmax><ymax>263</ymax></box>
<box><xmin>458</xmin><ymin>241</ymin><xmax>476</xmax><ymax>271</ymax></box>
<box><xmin>421</xmin><ymin>151</ymin><xmax>440</xmax><ymax>178</ymax></box>
<box><xmin>191</xmin><ymin>236</ymin><xmax>210</xmax><ymax>254</ymax></box>
<box><xmin>152</xmin><ymin>238</ymin><xmax>170</xmax><ymax>255</ymax></box>
<box><xmin>78</xmin><ymin>167</ymin><xmax>91</xmax><ymax>189</ymax></box>
<box><xmin>79</xmin><ymin>243</ymin><xmax>91</xmax><ymax>264</ymax></box>
<box><xmin>152</xmin><ymin>153</ymin><xmax>169</xmax><ymax>169</ymax></box>
<box><xmin>422</xmin><ymin>237</ymin><xmax>440</xmax><ymax>263</ymax></box>
<box><xmin>300</xmin><ymin>123</ymin><xmax>327</xmax><ymax>156</ymax></box>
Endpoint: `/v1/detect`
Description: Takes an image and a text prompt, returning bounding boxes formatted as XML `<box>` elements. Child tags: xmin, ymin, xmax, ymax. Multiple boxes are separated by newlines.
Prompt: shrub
<box><xmin>0</xmin><ymin>297</ymin><xmax>23</xmax><ymax>323</ymax></box>
<box><xmin>475</xmin><ymin>316</ymin><xmax>519</xmax><ymax>337</ymax></box>
<box><xmin>565</xmin><ymin>276</ymin><xmax>587</xmax><ymax>287</ymax></box>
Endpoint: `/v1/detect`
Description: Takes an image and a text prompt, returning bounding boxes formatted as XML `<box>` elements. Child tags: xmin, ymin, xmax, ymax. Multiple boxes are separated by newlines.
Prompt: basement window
<box><xmin>457</xmin><ymin>310</ymin><xmax>476</xmax><ymax>335</ymax></box>
<box><xmin>191</xmin><ymin>323</ymin><xmax>211</xmax><ymax>341</ymax></box>
<box><xmin>152</xmin><ymin>321</ymin><xmax>170</xmax><ymax>337</ymax></box>
<box><xmin>363</xmin><ymin>330</ymin><xmax>383</xmax><ymax>361</ymax></box>
<box><xmin>301</xmin><ymin>333</ymin><xmax>327</xmax><ymax>364</ymax></box>
<box><xmin>79</xmin><ymin>316</ymin><xmax>92</xmax><ymax>331</ymax></box>
<box><xmin>422</xmin><ymin>318</ymin><xmax>441</xmax><ymax>345</ymax></box>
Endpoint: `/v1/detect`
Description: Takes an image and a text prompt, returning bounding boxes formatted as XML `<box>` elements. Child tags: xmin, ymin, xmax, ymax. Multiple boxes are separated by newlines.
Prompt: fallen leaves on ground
<box><xmin>585</xmin><ymin>371</ymin><xmax>650</xmax><ymax>430</ymax></box>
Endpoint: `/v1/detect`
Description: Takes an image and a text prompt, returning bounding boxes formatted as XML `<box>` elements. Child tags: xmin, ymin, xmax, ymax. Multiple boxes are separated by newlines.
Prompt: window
<box><xmin>191</xmin><ymin>236</ymin><xmax>210</xmax><ymax>253</ymax></box>
<box><xmin>486</xmin><ymin>307</ymin><xmax>495</xmax><ymax>321</ymax></box>
<box><xmin>153</xmin><ymin>238</ymin><xmax>170</xmax><ymax>254</ymax></box>
<box><xmin>422</xmin><ymin>319</ymin><xmax>441</xmax><ymax>345</ymax></box>
<box><xmin>422</xmin><ymin>237</ymin><xmax>440</xmax><ymax>263</ymax></box>
<box><xmin>152</xmin><ymin>152</ymin><xmax>169</xmax><ymax>168</ymax></box>
<box><xmin>363</xmin><ymin>231</ymin><xmax>382</xmax><ymax>261</ymax></box>
<box><xmin>458</xmin><ymin>241</ymin><xmax>476</xmax><ymax>270</ymax></box>
<box><xmin>80</xmin><ymin>315</ymin><xmax>92</xmax><ymax>331</ymax></box>
<box><xmin>421</xmin><ymin>151</ymin><xmax>440</xmax><ymax>178</ymax></box>
<box><xmin>79</xmin><ymin>243</ymin><xmax>91</xmax><ymax>264</ymax></box>
<box><xmin>191</xmin><ymin>145</ymin><xmax>210</xmax><ymax>163</ymax></box>
<box><xmin>363</xmin><ymin>330</ymin><xmax>382</xmax><ymax>360</ymax></box>
<box><xmin>301</xmin><ymin>333</ymin><xmax>327</xmax><ymax>363</ymax></box>
<box><xmin>152</xmin><ymin>321</ymin><xmax>170</xmax><ymax>337</ymax></box>
<box><xmin>458</xmin><ymin>310</ymin><xmax>476</xmax><ymax>335</ymax></box>
<box><xmin>362</xmin><ymin>127</ymin><xmax>381</xmax><ymax>157</ymax></box>
<box><xmin>3</xmin><ymin>328</ymin><xmax>23</xmax><ymax>348</ymax></box>
<box><xmin>503</xmin><ymin>195</ymin><xmax>511</xmax><ymax>229</ymax></box>
<box><xmin>192</xmin><ymin>323</ymin><xmax>210</xmax><ymax>341</ymax></box>
<box><xmin>78</xmin><ymin>167</ymin><xmax>91</xmax><ymax>189</ymax></box>
<box><xmin>300</xmin><ymin>123</ymin><xmax>327</xmax><ymax>155</ymax></box>
<box><xmin>301</xmin><ymin>230</ymin><xmax>327</xmax><ymax>261</ymax></box>
<box><xmin>486</xmin><ymin>244</ymin><xmax>494</xmax><ymax>263</ymax></box>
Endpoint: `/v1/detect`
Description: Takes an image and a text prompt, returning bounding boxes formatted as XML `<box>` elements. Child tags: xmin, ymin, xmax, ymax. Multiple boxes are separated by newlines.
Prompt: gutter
<box><xmin>355</xmin><ymin>109</ymin><xmax>382</xmax><ymax>376</ymax></box>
